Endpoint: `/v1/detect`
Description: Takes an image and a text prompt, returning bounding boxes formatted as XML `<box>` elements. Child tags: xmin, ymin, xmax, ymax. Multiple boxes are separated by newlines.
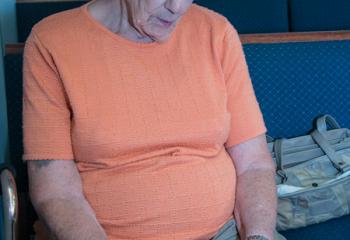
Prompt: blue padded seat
<box><xmin>16</xmin><ymin>1</ymin><xmax>87</xmax><ymax>42</ymax></box>
<box><xmin>290</xmin><ymin>0</ymin><xmax>350</xmax><ymax>32</ymax></box>
<box><xmin>194</xmin><ymin>0</ymin><xmax>289</xmax><ymax>34</ymax></box>
<box><xmin>280</xmin><ymin>214</ymin><xmax>350</xmax><ymax>240</ymax></box>
<box><xmin>243</xmin><ymin>39</ymin><xmax>350</xmax><ymax>239</ymax></box>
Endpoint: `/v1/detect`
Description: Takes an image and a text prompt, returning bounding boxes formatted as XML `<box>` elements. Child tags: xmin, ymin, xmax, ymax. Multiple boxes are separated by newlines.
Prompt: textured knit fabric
<box><xmin>22</xmin><ymin>1</ymin><xmax>266</xmax><ymax>239</ymax></box>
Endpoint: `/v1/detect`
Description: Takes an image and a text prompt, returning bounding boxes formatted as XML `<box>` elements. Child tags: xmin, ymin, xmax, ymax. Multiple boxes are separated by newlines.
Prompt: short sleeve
<box><xmin>22</xmin><ymin>30</ymin><xmax>74</xmax><ymax>161</ymax></box>
<box><xmin>222</xmin><ymin>24</ymin><xmax>266</xmax><ymax>148</ymax></box>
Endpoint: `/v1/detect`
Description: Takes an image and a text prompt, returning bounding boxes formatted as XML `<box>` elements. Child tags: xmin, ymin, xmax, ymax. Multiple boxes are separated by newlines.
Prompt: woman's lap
<box><xmin>212</xmin><ymin>219</ymin><xmax>286</xmax><ymax>240</ymax></box>
<box><xmin>211</xmin><ymin>219</ymin><xmax>238</xmax><ymax>240</ymax></box>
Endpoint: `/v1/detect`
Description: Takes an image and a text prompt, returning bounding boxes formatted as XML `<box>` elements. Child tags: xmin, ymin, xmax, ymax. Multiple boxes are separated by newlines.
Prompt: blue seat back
<box><xmin>290</xmin><ymin>0</ymin><xmax>350</xmax><ymax>32</ymax></box>
<box><xmin>16</xmin><ymin>1</ymin><xmax>86</xmax><ymax>42</ymax></box>
<box><xmin>243</xmin><ymin>40</ymin><xmax>350</xmax><ymax>138</ymax></box>
<box><xmin>195</xmin><ymin>0</ymin><xmax>289</xmax><ymax>33</ymax></box>
<box><xmin>4</xmin><ymin>52</ymin><xmax>39</xmax><ymax>240</ymax></box>
<box><xmin>4</xmin><ymin>54</ymin><xmax>25</xmax><ymax>192</ymax></box>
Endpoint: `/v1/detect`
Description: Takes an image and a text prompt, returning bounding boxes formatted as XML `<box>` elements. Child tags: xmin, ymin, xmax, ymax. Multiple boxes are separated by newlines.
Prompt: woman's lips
<box><xmin>157</xmin><ymin>17</ymin><xmax>175</xmax><ymax>28</ymax></box>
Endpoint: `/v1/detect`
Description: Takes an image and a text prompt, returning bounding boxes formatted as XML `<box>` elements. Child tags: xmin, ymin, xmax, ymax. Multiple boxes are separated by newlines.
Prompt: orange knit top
<box><xmin>23</xmin><ymin>2</ymin><xmax>266</xmax><ymax>239</ymax></box>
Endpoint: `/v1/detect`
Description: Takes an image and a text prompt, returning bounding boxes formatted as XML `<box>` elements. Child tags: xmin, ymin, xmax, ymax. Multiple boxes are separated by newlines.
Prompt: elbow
<box><xmin>236</xmin><ymin>156</ymin><xmax>275</xmax><ymax>177</ymax></box>
<box><xmin>29</xmin><ymin>185</ymin><xmax>47</xmax><ymax>213</ymax></box>
<box><xmin>28</xmin><ymin>182</ymin><xmax>59</xmax><ymax>213</ymax></box>
<box><xmin>29</xmin><ymin>183</ymin><xmax>85</xmax><ymax>213</ymax></box>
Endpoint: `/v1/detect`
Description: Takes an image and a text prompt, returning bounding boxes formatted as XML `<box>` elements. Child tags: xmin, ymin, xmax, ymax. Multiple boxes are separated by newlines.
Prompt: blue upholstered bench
<box><xmin>3</xmin><ymin>31</ymin><xmax>350</xmax><ymax>239</ymax></box>
<box><xmin>241</xmin><ymin>31</ymin><xmax>350</xmax><ymax>240</ymax></box>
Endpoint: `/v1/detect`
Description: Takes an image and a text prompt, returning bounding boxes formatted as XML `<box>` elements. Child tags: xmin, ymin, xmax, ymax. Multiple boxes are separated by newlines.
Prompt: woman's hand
<box><xmin>28</xmin><ymin>160</ymin><xmax>107</xmax><ymax>240</ymax></box>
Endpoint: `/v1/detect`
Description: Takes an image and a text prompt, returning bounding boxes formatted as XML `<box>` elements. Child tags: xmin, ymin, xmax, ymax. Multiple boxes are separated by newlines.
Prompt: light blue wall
<box><xmin>0</xmin><ymin>0</ymin><xmax>18</xmax><ymax>44</ymax></box>
<box><xmin>0</xmin><ymin>0</ymin><xmax>17</xmax><ymax>163</ymax></box>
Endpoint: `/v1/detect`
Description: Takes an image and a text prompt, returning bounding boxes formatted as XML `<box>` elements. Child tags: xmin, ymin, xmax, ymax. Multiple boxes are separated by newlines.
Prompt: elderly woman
<box><xmin>22</xmin><ymin>0</ymin><xmax>284</xmax><ymax>239</ymax></box>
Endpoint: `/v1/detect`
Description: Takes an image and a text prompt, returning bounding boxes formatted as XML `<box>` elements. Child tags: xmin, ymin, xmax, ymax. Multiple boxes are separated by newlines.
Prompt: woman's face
<box><xmin>124</xmin><ymin>0</ymin><xmax>193</xmax><ymax>42</ymax></box>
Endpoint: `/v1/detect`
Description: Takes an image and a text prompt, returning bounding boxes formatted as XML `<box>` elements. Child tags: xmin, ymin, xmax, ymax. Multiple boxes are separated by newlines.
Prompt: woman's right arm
<box><xmin>28</xmin><ymin>160</ymin><xmax>107</xmax><ymax>240</ymax></box>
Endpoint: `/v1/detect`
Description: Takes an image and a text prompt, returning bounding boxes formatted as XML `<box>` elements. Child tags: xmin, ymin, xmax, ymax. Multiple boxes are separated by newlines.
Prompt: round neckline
<box><xmin>80</xmin><ymin>0</ymin><xmax>179</xmax><ymax>50</ymax></box>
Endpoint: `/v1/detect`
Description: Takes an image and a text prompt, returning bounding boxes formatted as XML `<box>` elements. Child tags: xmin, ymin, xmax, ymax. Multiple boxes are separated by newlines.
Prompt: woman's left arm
<box><xmin>226</xmin><ymin>134</ymin><xmax>277</xmax><ymax>240</ymax></box>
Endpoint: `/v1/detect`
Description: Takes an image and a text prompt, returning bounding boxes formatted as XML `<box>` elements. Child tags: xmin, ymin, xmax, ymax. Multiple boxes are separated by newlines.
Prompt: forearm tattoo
<box><xmin>32</xmin><ymin>160</ymin><xmax>53</xmax><ymax>169</ymax></box>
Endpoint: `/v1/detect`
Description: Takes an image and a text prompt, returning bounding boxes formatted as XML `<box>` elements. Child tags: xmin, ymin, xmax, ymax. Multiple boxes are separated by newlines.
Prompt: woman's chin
<box><xmin>150</xmin><ymin>30</ymin><xmax>174</xmax><ymax>43</ymax></box>
<box><xmin>146</xmin><ymin>25</ymin><xmax>175</xmax><ymax>43</ymax></box>
<box><xmin>153</xmin><ymin>34</ymin><xmax>171</xmax><ymax>43</ymax></box>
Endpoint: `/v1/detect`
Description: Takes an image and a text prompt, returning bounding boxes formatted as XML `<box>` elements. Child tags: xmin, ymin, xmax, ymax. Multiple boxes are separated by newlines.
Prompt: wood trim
<box><xmin>16</xmin><ymin>0</ymin><xmax>87</xmax><ymax>3</ymax></box>
<box><xmin>5</xmin><ymin>44</ymin><xmax>25</xmax><ymax>55</ymax></box>
<box><xmin>240</xmin><ymin>31</ymin><xmax>350</xmax><ymax>44</ymax></box>
<box><xmin>5</xmin><ymin>31</ymin><xmax>350</xmax><ymax>54</ymax></box>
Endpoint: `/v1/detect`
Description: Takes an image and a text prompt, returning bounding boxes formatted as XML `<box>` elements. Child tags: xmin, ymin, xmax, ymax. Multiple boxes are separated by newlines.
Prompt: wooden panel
<box><xmin>5</xmin><ymin>44</ymin><xmax>25</xmax><ymax>55</ymax></box>
<box><xmin>240</xmin><ymin>31</ymin><xmax>350</xmax><ymax>44</ymax></box>
<box><xmin>6</xmin><ymin>31</ymin><xmax>350</xmax><ymax>54</ymax></box>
